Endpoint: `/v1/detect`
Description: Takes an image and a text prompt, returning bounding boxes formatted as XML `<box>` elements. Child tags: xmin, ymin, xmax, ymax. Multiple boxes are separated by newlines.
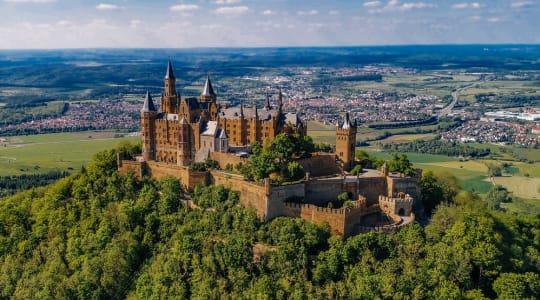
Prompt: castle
<box><xmin>140</xmin><ymin>59</ymin><xmax>306</xmax><ymax>166</ymax></box>
<box><xmin>118</xmin><ymin>60</ymin><xmax>419</xmax><ymax>237</ymax></box>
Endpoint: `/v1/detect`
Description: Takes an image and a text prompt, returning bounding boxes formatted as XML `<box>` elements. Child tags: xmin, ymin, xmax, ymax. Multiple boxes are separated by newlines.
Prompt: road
<box><xmin>437</xmin><ymin>83</ymin><xmax>478</xmax><ymax>118</ymax></box>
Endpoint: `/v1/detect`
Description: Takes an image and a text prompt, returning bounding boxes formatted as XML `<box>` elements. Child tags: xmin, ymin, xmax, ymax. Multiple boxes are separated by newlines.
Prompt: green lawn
<box><xmin>0</xmin><ymin>132</ymin><xmax>139</xmax><ymax>176</ymax></box>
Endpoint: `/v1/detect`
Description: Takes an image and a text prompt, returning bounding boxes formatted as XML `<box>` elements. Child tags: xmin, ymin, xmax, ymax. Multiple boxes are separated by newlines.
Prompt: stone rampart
<box><xmin>117</xmin><ymin>160</ymin><xmax>144</xmax><ymax>179</ymax></box>
<box><xmin>209</xmin><ymin>152</ymin><xmax>248</xmax><ymax>170</ymax></box>
<box><xmin>297</xmin><ymin>153</ymin><xmax>341</xmax><ymax>177</ymax></box>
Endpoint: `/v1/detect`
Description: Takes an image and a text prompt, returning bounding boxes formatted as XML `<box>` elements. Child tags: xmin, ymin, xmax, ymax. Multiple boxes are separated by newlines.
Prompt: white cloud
<box><xmin>297</xmin><ymin>9</ymin><xmax>318</xmax><ymax>16</ymax></box>
<box><xmin>96</xmin><ymin>3</ymin><xmax>123</xmax><ymax>11</ymax></box>
<box><xmin>363</xmin><ymin>1</ymin><xmax>382</xmax><ymax>7</ymax></box>
<box><xmin>452</xmin><ymin>2</ymin><xmax>482</xmax><ymax>9</ymax></box>
<box><xmin>169</xmin><ymin>4</ymin><xmax>199</xmax><ymax>12</ymax></box>
<box><xmin>369</xmin><ymin>0</ymin><xmax>436</xmax><ymax>13</ymax></box>
<box><xmin>329</xmin><ymin>10</ymin><xmax>340</xmax><ymax>15</ymax></box>
<box><xmin>511</xmin><ymin>1</ymin><xmax>535</xmax><ymax>8</ymax></box>
<box><xmin>3</xmin><ymin>0</ymin><xmax>55</xmax><ymax>3</ymax></box>
<box><xmin>262</xmin><ymin>10</ymin><xmax>275</xmax><ymax>15</ymax></box>
<box><xmin>215</xmin><ymin>0</ymin><xmax>241</xmax><ymax>4</ymax></box>
<box><xmin>214</xmin><ymin>6</ymin><xmax>249</xmax><ymax>14</ymax></box>
<box><xmin>487</xmin><ymin>17</ymin><xmax>500</xmax><ymax>22</ymax></box>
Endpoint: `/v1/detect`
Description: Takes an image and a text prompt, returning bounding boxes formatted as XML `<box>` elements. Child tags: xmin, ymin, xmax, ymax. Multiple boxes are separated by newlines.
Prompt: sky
<box><xmin>0</xmin><ymin>0</ymin><xmax>538</xmax><ymax>49</ymax></box>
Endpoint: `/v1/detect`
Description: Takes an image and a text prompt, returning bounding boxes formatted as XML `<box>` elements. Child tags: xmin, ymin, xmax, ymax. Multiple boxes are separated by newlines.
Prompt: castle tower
<box><xmin>336</xmin><ymin>112</ymin><xmax>357</xmax><ymax>171</ymax></box>
<box><xmin>265</xmin><ymin>91</ymin><xmax>271</xmax><ymax>110</ymax></box>
<box><xmin>162</xmin><ymin>59</ymin><xmax>178</xmax><ymax>114</ymax></box>
<box><xmin>250</xmin><ymin>104</ymin><xmax>259</xmax><ymax>143</ymax></box>
<box><xmin>201</xmin><ymin>76</ymin><xmax>218</xmax><ymax>120</ymax></box>
<box><xmin>177</xmin><ymin>117</ymin><xmax>192</xmax><ymax>166</ymax></box>
<box><xmin>141</xmin><ymin>90</ymin><xmax>157</xmax><ymax>161</ymax></box>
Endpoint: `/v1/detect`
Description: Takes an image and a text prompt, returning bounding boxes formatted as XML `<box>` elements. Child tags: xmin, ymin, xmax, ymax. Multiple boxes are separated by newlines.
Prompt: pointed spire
<box><xmin>278</xmin><ymin>88</ymin><xmax>283</xmax><ymax>109</ymax></box>
<box><xmin>141</xmin><ymin>90</ymin><xmax>156</xmax><ymax>112</ymax></box>
<box><xmin>201</xmin><ymin>75</ymin><xmax>216</xmax><ymax>97</ymax></box>
<box><xmin>254</xmin><ymin>103</ymin><xmax>259</xmax><ymax>119</ymax></box>
<box><xmin>265</xmin><ymin>91</ymin><xmax>271</xmax><ymax>110</ymax></box>
<box><xmin>179</xmin><ymin>116</ymin><xmax>188</xmax><ymax>124</ymax></box>
<box><xmin>240</xmin><ymin>103</ymin><xmax>244</xmax><ymax>118</ymax></box>
<box><xmin>165</xmin><ymin>58</ymin><xmax>175</xmax><ymax>80</ymax></box>
<box><xmin>341</xmin><ymin>112</ymin><xmax>352</xmax><ymax>129</ymax></box>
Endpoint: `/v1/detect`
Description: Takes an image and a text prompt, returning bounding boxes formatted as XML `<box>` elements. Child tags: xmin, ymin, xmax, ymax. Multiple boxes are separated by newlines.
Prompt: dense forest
<box><xmin>382</xmin><ymin>139</ymin><xmax>491</xmax><ymax>158</ymax></box>
<box><xmin>0</xmin><ymin>147</ymin><xmax>539</xmax><ymax>299</ymax></box>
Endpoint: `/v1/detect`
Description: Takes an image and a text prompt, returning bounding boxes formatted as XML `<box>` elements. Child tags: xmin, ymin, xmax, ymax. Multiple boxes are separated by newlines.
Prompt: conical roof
<box><xmin>141</xmin><ymin>90</ymin><xmax>156</xmax><ymax>112</ymax></box>
<box><xmin>201</xmin><ymin>75</ymin><xmax>216</xmax><ymax>97</ymax></box>
<box><xmin>341</xmin><ymin>112</ymin><xmax>352</xmax><ymax>129</ymax></box>
<box><xmin>165</xmin><ymin>59</ymin><xmax>175</xmax><ymax>80</ymax></box>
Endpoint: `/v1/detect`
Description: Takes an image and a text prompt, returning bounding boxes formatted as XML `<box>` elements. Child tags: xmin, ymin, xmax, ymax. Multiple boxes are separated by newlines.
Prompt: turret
<box><xmin>163</xmin><ymin>59</ymin><xmax>178</xmax><ymax>114</ymax></box>
<box><xmin>200</xmin><ymin>75</ymin><xmax>216</xmax><ymax>103</ymax></box>
<box><xmin>265</xmin><ymin>91</ymin><xmax>271</xmax><ymax>110</ymax></box>
<box><xmin>336</xmin><ymin>112</ymin><xmax>357</xmax><ymax>171</ymax></box>
<box><xmin>141</xmin><ymin>90</ymin><xmax>157</xmax><ymax>161</ymax></box>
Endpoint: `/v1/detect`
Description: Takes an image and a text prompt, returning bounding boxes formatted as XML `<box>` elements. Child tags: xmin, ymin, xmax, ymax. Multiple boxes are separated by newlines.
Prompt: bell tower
<box><xmin>162</xmin><ymin>59</ymin><xmax>178</xmax><ymax>114</ymax></box>
<box><xmin>336</xmin><ymin>112</ymin><xmax>357</xmax><ymax>171</ymax></box>
<box><xmin>141</xmin><ymin>90</ymin><xmax>157</xmax><ymax>161</ymax></box>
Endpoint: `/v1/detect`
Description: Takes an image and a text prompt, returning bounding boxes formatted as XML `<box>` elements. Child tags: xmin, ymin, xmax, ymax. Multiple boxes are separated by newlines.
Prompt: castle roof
<box><xmin>220</xmin><ymin>105</ymin><xmax>277</xmax><ymax>121</ymax></box>
<box><xmin>217</xmin><ymin>127</ymin><xmax>227</xmax><ymax>139</ymax></box>
<box><xmin>339</xmin><ymin>112</ymin><xmax>354</xmax><ymax>129</ymax></box>
<box><xmin>281</xmin><ymin>112</ymin><xmax>303</xmax><ymax>126</ymax></box>
<box><xmin>165</xmin><ymin>59</ymin><xmax>175</xmax><ymax>80</ymax></box>
<box><xmin>141</xmin><ymin>90</ymin><xmax>156</xmax><ymax>112</ymax></box>
<box><xmin>201</xmin><ymin>120</ymin><xmax>218</xmax><ymax>136</ymax></box>
<box><xmin>201</xmin><ymin>76</ymin><xmax>216</xmax><ymax>97</ymax></box>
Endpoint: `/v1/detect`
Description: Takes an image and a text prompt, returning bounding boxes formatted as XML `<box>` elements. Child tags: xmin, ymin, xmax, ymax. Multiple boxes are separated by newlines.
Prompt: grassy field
<box><xmin>0</xmin><ymin>132</ymin><xmax>139</xmax><ymax>176</ymax></box>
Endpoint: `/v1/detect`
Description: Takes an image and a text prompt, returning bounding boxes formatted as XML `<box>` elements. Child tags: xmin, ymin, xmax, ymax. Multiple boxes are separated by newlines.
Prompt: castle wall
<box><xmin>357</xmin><ymin>177</ymin><xmax>388</xmax><ymax>206</ymax></box>
<box><xmin>267</xmin><ymin>183</ymin><xmax>306</xmax><ymax>220</ymax></box>
<box><xmin>209</xmin><ymin>152</ymin><xmax>248</xmax><ymax>170</ymax></box>
<box><xmin>387</xmin><ymin>176</ymin><xmax>421</xmax><ymax>204</ymax></box>
<box><xmin>146</xmin><ymin>161</ymin><xmax>208</xmax><ymax>191</ymax></box>
<box><xmin>282</xmin><ymin>202</ymin><xmax>347</xmax><ymax>236</ymax></box>
<box><xmin>297</xmin><ymin>153</ymin><xmax>340</xmax><ymax>177</ymax></box>
<box><xmin>117</xmin><ymin>160</ymin><xmax>144</xmax><ymax>179</ymax></box>
<box><xmin>305</xmin><ymin>179</ymin><xmax>343</xmax><ymax>206</ymax></box>
<box><xmin>210</xmin><ymin>171</ymin><xmax>270</xmax><ymax>220</ymax></box>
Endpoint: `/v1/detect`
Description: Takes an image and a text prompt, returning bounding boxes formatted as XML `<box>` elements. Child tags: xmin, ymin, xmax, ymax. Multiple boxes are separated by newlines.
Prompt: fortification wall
<box><xmin>357</xmin><ymin>177</ymin><xmax>388</xmax><ymax>206</ymax></box>
<box><xmin>387</xmin><ymin>177</ymin><xmax>421</xmax><ymax>205</ymax></box>
<box><xmin>305</xmin><ymin>179</ymin><xmax>343</xmax><ymax>206</ymax></box>
<box><xmin>297</xmin><ymin>153</ymin><xmax>340</xmax><ymax>177</ymax></box>
<box><xmin>117</xmin><ymin>160</ymin><xmax>144</xmax><ymax>179</ymax></box>
<box><xmin>282</xmin><ymin>202</ymin><xmax>347</xmax><ymax>236</ymax></box>
<box><xmin>209</xmin><ymin>152</ymin><xmax>248</xmax><ymax>170</ymax></box>
<box><xmin>211</xmin><ymin>171</ymin><xmax>270</xmax><ymax>220</ymax></box>
<box><xmin>146</xmin><ymin>161</ymin><xmax>208</xmax><ymax>191</ymax></box>
<box><xmin>267</xmin><ymin>183</ymin><xmax>306</xmax><ymax>220</ymax></box>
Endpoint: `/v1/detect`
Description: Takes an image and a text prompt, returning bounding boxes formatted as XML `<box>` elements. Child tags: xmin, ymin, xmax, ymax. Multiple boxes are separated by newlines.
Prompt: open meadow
<box><xmin>0</xmin><ymin>132</ymin><xmax>139</xmax><ymax>176</ymax></box>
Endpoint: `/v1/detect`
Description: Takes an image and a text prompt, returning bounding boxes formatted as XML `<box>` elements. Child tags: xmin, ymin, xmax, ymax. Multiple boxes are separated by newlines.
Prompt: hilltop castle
<box><xmin>140</xmin><ymin>59</ymin><xmax>306</xmax><ymax>166</ymax></box>
<box><xmin>118</xmin><ymin>60</ymin><xmax>420</xmax><ymax>237</ymax></box>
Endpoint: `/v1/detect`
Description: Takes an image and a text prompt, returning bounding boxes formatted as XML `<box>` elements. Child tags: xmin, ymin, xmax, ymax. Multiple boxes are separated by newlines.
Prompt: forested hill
<box><xmin>0</xmin><ymin>148</ymin><xmax>539</xmax><ymax>299</ymax></box>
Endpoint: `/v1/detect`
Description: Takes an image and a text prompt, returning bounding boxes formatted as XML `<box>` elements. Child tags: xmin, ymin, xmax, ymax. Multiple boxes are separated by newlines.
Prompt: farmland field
<box><xmin>0</xmin><ymin>132</ymin><xmax>139</xmax><ymax>176</ymax></box>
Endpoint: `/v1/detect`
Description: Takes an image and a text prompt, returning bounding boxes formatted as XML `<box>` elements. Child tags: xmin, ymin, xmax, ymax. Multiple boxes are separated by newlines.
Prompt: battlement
<box><xmin>378</xmin><ymin>194</ymin><xmax>413</xmax><ymax>205</ymax></box>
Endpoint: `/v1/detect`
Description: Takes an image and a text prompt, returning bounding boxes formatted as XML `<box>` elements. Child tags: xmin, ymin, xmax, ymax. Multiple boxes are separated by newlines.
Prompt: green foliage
<box><xmin>421</xmin><ymin>170</ymin><xmax>461</xmax><ymax>216</ymax></box>
<box><xmin>487</xmin><ymin>163</ymin><xmax>503</xmax><ymax>177</ymax></box>
<box><xmin>349</xmin><ymin>164</ymin><xmax>363</xmax><ymax>176</ymax></box>
<box><xmin>382</xmin><ymin>139</ymin><xmax>491</xmax><ymax>158</ymax></box>
<box><xmin>1</xmin><ymin>147</ymin><xmax>540</xmax><ymax>299</ymax></box>
<box><xmin>486</xmin><ymin>184</ymin><xmax>512</xmax><ymax>211</ymax></box>
<box><xmin>243</xmin><ymin>133</ymin><xmax>314</xmax><ymax>181</ymax></box>
<box><xmin>388</xmin><ymin>153</ymin><xmax>416</xmax><ymax>176</ymax></box>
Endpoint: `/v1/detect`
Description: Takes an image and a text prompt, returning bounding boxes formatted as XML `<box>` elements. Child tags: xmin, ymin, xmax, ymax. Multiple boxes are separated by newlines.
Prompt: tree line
<box><xmin>382</xmin><ymin>139</ymin><xmax>491</xmax><ymax>158</ymax></box>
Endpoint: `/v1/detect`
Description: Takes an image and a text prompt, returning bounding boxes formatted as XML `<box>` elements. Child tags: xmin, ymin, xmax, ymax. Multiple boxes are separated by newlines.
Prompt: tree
<box><xmin>388</xmin><ymin>153</ymin><xmax>415</xmax><ymax>176</ymax></box>
<box><xmin>485</xmin><ymin>184</ymin><xmax>511</xmax><ymax>211</ymax></box>
<box><xmin>421</xmin><ymin>170</ymin><xmax>460</xmax><ymax>216</ymax></box>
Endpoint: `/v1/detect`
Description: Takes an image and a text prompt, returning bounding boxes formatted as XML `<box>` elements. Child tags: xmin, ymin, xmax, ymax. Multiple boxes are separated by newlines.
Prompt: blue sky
<box><xmin>0</xmin><ymin>0</ymin><xmax>538</xmax><ymax>49</ymax></box>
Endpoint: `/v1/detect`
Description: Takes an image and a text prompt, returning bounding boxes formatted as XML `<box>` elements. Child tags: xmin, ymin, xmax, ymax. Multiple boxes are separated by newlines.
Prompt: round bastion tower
<box><xmin>141</xmin><ymin>90</ymin><xmax>157</xmax><ymax>161</ymax></box>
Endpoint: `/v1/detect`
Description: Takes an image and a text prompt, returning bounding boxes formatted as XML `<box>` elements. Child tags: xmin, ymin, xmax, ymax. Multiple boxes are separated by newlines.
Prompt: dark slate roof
<box><xmin>220</xmin><ymin>105</ymin><xmax>277</xmax><ymax>121</ymax></box>
<box><xmin>201</xmin><ymin>76</ymin><xmax>216</xmax><ymax>97</ymax></box>
<box><xmin>338</xmin><ymin>112</ymin><xmax>353</xmax><ymax>129</ymax></box>
<box><xmin>184</xmin><ymin>97</ymin><xmax>200</xmax><ymax>109</ymax></box>
<box><xmin>281</xmin><ymin>113</ymin><xmax>302</xmax><ymax>126</ymax></box>
<box><xmin>165</xmin><ymin>59</ymin><xmax>175</xmax><ymax>80</ymax></box>
<box><xmin>141</xmin><ymin>90</ymin><xmax>156</xmax><ymax>112</ymax></box>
